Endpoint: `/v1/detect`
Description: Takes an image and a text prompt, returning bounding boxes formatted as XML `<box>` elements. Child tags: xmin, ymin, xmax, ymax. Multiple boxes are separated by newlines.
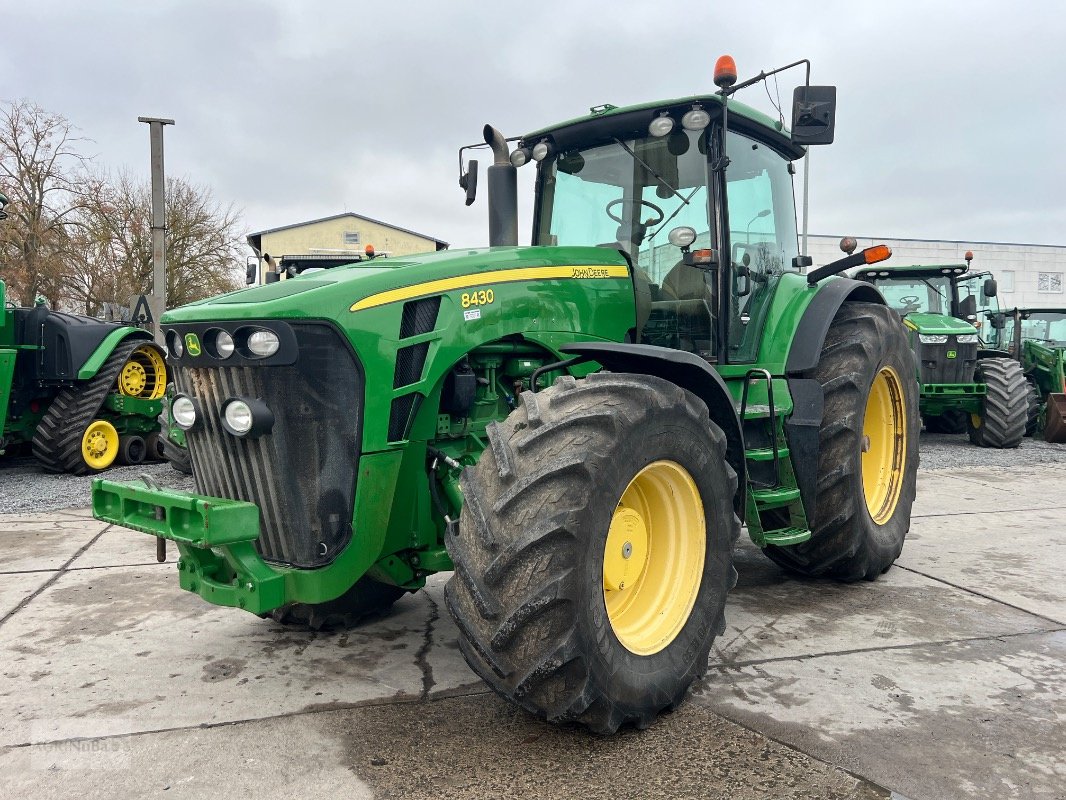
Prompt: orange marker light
<box><xmin>964</xmin><ymin>250</ymin><xmax>973</xmax><ymax>262</ymax></box>
<box><xmin>714</xmin><ymin>55</ymin><xmax>737</xmax><ymax>89</ymax></box>
<box><xmin>863</xmin><ymin>244</ymin><xmax>892</xmax><ymax>265</ymax></box>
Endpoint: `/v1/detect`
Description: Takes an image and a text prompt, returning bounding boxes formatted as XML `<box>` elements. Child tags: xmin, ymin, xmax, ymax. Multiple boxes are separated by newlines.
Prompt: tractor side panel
<box><xmin>344</xmin><ymin>269</ymin><xmax>636</xmax><ymax>455</ymax></box>
<box><xmin>77</xmin><ymin>327</ymin><xmax>154</xmax><ymax>380</ymax></box>
<box><xmin>0</xmin><ymin>349</ymin><xmax>15</xmax><ymax>437</ymax></box>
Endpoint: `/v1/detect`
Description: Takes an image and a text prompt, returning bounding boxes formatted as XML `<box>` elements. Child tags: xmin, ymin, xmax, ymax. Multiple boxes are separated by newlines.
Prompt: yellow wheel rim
<box><xmin>117</xmin><ymin>344</ymin><xmax>167</xmax><ymax>400</ymax></box>
<box><xmin>861</xmin><ymin>367</ymin><xmax>907</xmax><ymax>525</ymax></box>
<box><xmin>81</xmin><ymin>420</ymin><xmax>119</xmax><ymax>470</ymax></box>
<box><xmin>603</xmin><ymin>460</ymin><xmax>706</xmax><ymax>656</ymax></box>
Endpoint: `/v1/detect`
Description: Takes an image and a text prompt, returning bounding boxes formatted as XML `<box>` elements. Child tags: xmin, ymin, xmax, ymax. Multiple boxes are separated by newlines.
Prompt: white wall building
<box><xmin>805</xmin><ymin>235</ymin><xmax>1066</xmax><ymax>309</ymax></box>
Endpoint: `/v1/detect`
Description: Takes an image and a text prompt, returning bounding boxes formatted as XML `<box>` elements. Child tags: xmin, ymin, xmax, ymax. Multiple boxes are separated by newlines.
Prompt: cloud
<box><xmin>3</xmin><ymin>0</ymin><xmax>1065</xmax><ymax>250</ymax></box>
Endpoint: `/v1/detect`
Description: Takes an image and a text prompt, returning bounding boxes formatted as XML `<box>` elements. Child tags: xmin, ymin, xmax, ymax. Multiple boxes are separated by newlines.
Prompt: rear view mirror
<box><xmin>984</xmin><ymin>278</ymin><xmax>998</xmax><ymax>297</ymax></box>
<box><xmin>460</xmin><ymin>159</ymin><xmax>478</xmax><ymax>206</ymax></box>
<box><xmin>246</xmin><ymin>256</ymin><xmax>258</xmax><ymax>286</ymax></box>
<box><xmin>791</xmin><ymin>85</ymin><xmax>837</xmax><ymax>145</ymax></box>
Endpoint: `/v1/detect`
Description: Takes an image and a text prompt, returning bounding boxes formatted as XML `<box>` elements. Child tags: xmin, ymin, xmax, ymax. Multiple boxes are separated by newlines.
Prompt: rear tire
<box><xmin>446</xmin><ymin>372</ymin><xmax>740</xmax><ymax>734</ymax></box>
<box><xmin>1024</xmin><ymin>380</ymin><xmax>1040</xmax><ymax>438</ymax></box>
<box><xmin>764</xmin><ymin>302</ymin><xmax>919</xmax><ymax>582</ymax></box>
<box><xmin>268</xmin><ymin>577</ymin><xmax>406</xmax><ymax>630</ymax></box>
<box><xmin>967</xmin><ymin>358</ymin><xmax>1027</xmax><ymax>448</ymax></box>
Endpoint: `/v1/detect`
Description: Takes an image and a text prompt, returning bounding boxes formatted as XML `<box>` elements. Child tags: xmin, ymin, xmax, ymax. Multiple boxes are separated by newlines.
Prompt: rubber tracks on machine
<box><xmin>31</xmin><ymin>339</ymin><xmax>141</xmax><ymax>475</ymax></box>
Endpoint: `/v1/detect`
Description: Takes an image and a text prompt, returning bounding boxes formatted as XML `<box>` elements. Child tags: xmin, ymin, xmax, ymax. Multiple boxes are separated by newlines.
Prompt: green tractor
<box><xmin>0</xmin><ymin>192</ymin><xmax>170</xmax><ymax>473</ymax></box>
<box><xmin>93</xmin><ymin>56</ymin><xmax>920</xmax><ymax>733</ymax></box>
<box><xmin>997</xmin><ymin>307</ymin><xmax>1066</xmax><ymax>441</ymax></box>
<box><xmin>855</xmin><ymin>256</ymin><xmax>1028</xmax><ymax>447</ymax></box>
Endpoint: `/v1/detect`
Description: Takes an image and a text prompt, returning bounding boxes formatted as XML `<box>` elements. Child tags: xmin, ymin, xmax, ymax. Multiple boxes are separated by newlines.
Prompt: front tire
<box><xmin>765</xmin><ymin>302</ymin><xmax>919</xmax><ymax>582</ymax></box>
<box><xmin>967</xmin><ymin>358</ymin><xmax>1027</xmax><ymax>448</ymax></box>
<box><xmin>445</xmin><ymin>372</ymin><xmax>740</xmax><ymax>734</ymax></box>
<box><xmin>268</xmin><ymin>577</ymin><xmax>406</xmax><ymax>630</ymax></box>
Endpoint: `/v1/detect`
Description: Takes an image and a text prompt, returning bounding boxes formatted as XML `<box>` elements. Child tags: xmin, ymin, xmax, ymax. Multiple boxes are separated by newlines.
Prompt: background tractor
<box><xmin>855</xmin><ymin>256</ymin><xmax>1028</xmax><ymax>447</ymax></box>
<box><xmin>93</xmin><ymin>56</ymin><xmax>920</xmax><ymax>734</ymax></box>
<box><xmin>997</xmin><ymin>307</ymin><xmax>1066</xmax><ymax>441</ymax></box>
<box><xmin>0</xmin><ymin>192</ymin><xmax>169</xmax><ymax>473</ymax></box>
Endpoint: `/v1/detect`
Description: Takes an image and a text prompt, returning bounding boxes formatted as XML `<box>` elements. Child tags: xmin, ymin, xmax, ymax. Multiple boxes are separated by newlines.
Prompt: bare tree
<box><xmin>66</xmin><ymin>172</ymin><xmax>242</xmax><ymax>314</ymax></box>
<box><xmin>0</xmin><ymin>100</ymin><xmax>89</xmax><ymax>306</ymax></box>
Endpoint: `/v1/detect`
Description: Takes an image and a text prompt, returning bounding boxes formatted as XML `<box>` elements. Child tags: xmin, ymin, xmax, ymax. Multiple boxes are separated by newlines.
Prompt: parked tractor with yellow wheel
<box><xmin>0</xmin><ymin>192</ymin><xmax>170</xmax><ymax>473</ymax></box>
<box><xmin>93</xmin><ymin>57</ymin><xmax>919</xmax><ymax>733</ymax></box>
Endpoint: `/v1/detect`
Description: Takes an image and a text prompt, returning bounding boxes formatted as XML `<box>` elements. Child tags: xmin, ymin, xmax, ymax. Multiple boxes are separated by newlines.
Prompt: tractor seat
<box><xmin>661</xmin><ymin>260</ymin><xmax>714</xmax><ymax>304</ymax></box>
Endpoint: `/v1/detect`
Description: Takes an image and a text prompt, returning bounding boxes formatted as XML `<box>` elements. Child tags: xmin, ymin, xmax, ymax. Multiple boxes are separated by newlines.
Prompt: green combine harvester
<box><xmin>998</xmin><ymin>307</ymin><xmax>1066</xmax><ymax>441</ymax></box>
<box><xmin>93</xmin><ymin>56</ymin><xmax>920</xmax><ymax>733</ymax></box>
<box><xmin>0</xmin><ymin>192</ymin><xmax>169</xmax><ymax>473</ymax></box>
<box><xmin>855</xmin><ymin>256</ymin><xmax>1028</xmax><ymax>447</ymax></box>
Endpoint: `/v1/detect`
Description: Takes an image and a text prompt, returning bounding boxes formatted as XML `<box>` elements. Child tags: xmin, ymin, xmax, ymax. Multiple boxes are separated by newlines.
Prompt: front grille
<box><xmin>175</xmin><ymin>323</ymin><xmax>363</xmax><ymax>568</ymax></box>
<box><xmin>918</xmin><ymin>338</ymin><xmax>977</xmax><ymax>384</ymax></box>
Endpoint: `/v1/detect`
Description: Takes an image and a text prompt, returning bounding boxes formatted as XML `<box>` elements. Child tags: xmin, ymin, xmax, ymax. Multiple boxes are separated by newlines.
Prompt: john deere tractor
<box><xmin>998</xmin><ymin>307</ymin><xmax>1066</xmax><ymax>441</ymax></box>
<box><xmin>93</xmin><ymin>57</ymin><xmax>919</xmax><ymax>733</ymax></box>
<box><xmin>855</xmin><ymin>257</ymin><xmax>1028</xmax><ymax>447</ymax></box>
<box><xmin>0</xmin><ymin>192</ymin><xmax>169</xmax><ymax>473</ymax></box>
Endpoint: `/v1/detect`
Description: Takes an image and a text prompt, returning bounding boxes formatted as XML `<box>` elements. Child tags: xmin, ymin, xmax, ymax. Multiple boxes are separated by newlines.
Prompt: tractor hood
<box><xmin>901</xmin><ymin>313</ymin><xmax>976</xmax><ymax>336</ymax></box>
<box><xmin>161</xmin><ymin>246</ymin><xmax>632</xmax><ymax>323</ymax></box>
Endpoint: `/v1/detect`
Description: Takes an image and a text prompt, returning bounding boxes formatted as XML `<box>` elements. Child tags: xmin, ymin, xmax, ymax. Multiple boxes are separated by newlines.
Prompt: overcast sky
<box><xmin>3</xmin><ymin>0</ymin><xmax>1064</xmax><ymax>253</ymax></box>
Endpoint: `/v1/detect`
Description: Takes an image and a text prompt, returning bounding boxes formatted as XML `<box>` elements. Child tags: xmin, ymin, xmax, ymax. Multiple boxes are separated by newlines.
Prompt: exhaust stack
<box><xmin>483</xmin><ymin>124</ymin><xmax>518</xmax><ymax>247</ymax></box>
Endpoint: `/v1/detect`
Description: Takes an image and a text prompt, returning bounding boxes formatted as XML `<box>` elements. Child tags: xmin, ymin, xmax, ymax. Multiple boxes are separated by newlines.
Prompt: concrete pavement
<box><xmin>0</xmin><ymin>464</ymin><xmax>1063</xmax><ymax>798</ymax></box>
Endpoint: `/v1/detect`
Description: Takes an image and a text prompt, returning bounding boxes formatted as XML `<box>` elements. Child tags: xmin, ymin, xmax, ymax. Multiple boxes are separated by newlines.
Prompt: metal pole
<box><xmin>801</xmin><ymin>148</ymin><xmax>810</xmax><ymax>257</ymax></box>
<box><xmin>137</xmin><ymin>116</ymin><xmax>174</xmax><ymax>343</ymax></box>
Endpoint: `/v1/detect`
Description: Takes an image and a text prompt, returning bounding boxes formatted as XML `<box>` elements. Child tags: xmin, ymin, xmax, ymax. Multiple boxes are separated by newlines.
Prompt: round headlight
<box><xmin>668</xmin><ymin>226</ymin><xmax>698</xmax><ymax>248</ymax></box>
<box><xmin>682</xmin><ymin>106</ymin><xmax>711</xmax><ymax>131</ymax></box>
<box><xmin>223</xmin><ymin>399</ymin><xmax>253</xmax><ymax>435</ymax></box>
<box><xmin>246</xmin><ymin>329</ymin><xmax>280</xmax><ymax>357</ymax></box>
<box><xmin>649</xmin><ymin>114</ymin><xmax>675</xmax><ymax>137</ymax></box>
<box><xmin>167</xmin><ymin>330</ymin><xmax>183</xmax><ymax>358</ymax></box>
<box><xmin>220</xmin><ymin>396</ymin><xmax>275</xmax><ymax>438</ymax></box>
<box><xmin>510</xmin><ymin>147</ymin><xmax>531</xmax><ymax>168</ymax></box>
<box><xmin>532</xmin><ymin>141</ymin><xmax>552</xmax><ymax>161</ymax></box>
<box><xmin>172</xmin><ymin>395</ymin><xmax>198</xmax><ymax>430</ymax></box>
<box><xmin>212</xmin><ymin>329</ymin><xmax>235</xmax><ymax>359</ymax></box>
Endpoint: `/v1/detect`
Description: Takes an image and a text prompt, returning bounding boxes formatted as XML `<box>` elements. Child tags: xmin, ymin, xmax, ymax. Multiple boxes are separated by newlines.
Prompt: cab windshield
<box><xmin>1021</xmin><ymin>312</ymin><xmax>1066</xmax><ymax>345</ymax></box>
<box><xmin>533</xmin><ymin>129</ymin><xmax>710</xmax><ymax>286</ymax></box>
<box><xmin>872</xmin><ymin>276</ymin><xmax>952</xmax><ymax>316</ymax></box>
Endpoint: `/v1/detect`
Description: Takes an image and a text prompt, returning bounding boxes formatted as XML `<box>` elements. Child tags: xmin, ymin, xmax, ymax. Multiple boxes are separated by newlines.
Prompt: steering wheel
<box><xmin>897</xmin><ymin>295</ymin><xmax>922</xmax><ymax>312</ymax></box>
<box><xmin>606</xmin><ymin>198</ymin><xmax>665</xmax><ymax>226</ymax></box>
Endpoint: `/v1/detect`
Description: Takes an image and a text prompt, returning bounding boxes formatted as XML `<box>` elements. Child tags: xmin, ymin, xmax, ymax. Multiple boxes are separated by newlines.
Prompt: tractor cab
<box><xmin>1003</xmin><ymin>308</ymin><xmax>1066</xmax><ymax>349</ymax></box>
<box><xmin>523</xmin><ymin>101</ymin><xmax>802</xmax><ymax>362</ymax></box>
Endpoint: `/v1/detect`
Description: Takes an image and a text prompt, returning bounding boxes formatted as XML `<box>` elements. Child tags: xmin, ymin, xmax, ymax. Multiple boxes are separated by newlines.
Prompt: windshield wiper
<box><xmin>646</xmin><ymin>186</ymin><xmax>704</xmax><ymax>242</ymax></box>
<box><xmin>612</xmin><ymin>138</ymin><xmax>687</xmax><ymax>205</ymax></box>
<box><xmin>920</xmin><ymin>279</ymin><xmax>949</xmax><ymax>308</ymax></box>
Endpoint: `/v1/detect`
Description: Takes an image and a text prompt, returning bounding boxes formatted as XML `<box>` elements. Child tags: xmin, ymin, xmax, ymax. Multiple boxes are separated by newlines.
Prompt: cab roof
<box><xmin>855</xmin><ymin>263</ymin><xmax>971</xmax><ymax>281</ymax></box>
<box><xmin>520</xmin><ymin>94</ymin><xmax>805</xmax><ymax>161</ymax></box>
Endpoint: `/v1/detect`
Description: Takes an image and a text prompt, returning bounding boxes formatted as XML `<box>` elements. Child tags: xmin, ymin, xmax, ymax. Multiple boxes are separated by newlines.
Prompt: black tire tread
<box><xmin>968</xmin><ymin>358</ymin><xmax>1027</xmax><ymax>448</ymax></box>
<box><xmin>31</xmin><ymin>338</ymin><xmax>143</xmax><ymax>475</ymax></box>
<box><xmin>764</xmin><ymin>302</ymin><xmax>920</xmax><ymax>582</ymax></box>
<box><xmin>269</xmin><ymin>577</ymin><xmax>406</xmax><ymax>630</ymax></box>
<box><xmin>445</xmin><ymin>372</ymin><xmax>741</xmax><ymax>734</ymax></box>
<box><xmin>1024</xmin><ymin>378</ymin><xmax>1040</xmax><ymax>438</ymax></box>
